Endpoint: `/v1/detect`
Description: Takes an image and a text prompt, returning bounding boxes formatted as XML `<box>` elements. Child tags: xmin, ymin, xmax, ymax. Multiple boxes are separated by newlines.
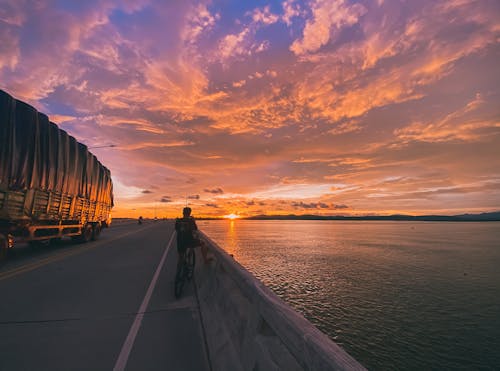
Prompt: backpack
<box><xmin>176</xmin><ymin>217</ymin><xmax>196</xmax><ymax>245</ymax></box>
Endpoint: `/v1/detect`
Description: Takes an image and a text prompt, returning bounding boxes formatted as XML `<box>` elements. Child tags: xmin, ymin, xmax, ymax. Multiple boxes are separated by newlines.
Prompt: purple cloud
<box><xmin>204</xmin><ymin>187</ymin><xmax>224</xmax><ymax>194</ymax></box>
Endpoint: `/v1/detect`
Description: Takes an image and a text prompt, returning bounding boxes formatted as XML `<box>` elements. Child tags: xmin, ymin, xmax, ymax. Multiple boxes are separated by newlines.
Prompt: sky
<box><xmin>1</xmin><ymin>0</ymin><xmax>499</xmax><ymax>218</ymax></box>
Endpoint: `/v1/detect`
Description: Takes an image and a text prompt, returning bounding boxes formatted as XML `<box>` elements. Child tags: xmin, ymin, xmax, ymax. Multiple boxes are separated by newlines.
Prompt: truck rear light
<box><xmin>7</xmin><ymin>234</ymin><xmax>14</xmax><ymax>248</ymax></box>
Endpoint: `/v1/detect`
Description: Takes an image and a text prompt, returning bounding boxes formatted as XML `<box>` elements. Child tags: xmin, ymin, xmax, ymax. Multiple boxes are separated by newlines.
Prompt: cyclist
<box><xmin>174</xmin><ymin>207</ymin><xmax>212</xmax><ymax>269</ymax></box>
<box><xmin>175</xmin><ymin>207</ymin><xmax>198</xmax><ymax>270</ymax></box>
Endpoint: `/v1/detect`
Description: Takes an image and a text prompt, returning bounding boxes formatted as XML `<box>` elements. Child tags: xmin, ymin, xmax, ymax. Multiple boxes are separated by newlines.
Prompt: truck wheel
<box><xmin>92</xmin><ymin>223</ymin><xmax>101</xmax><ymax>241</ymax></box>
<box><xmin>0</xmin><ymin>235</ymin><xmax>7</xmax><ymax>260</ymax></box>
<box><xmin>76</xmin><ymin>224</ymin><xmax>93</xmax><ymax>243</ymax></box>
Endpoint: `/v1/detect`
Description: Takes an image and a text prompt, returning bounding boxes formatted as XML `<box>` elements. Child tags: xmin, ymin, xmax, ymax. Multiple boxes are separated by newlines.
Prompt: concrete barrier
<box><xmin>195</xmin><ymin>232</ymin><xmax>367</xmax><ymax>371</ymax></box>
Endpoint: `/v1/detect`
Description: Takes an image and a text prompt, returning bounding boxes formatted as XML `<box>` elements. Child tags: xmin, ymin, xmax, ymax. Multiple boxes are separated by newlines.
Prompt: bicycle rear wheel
<box><xmin>174</xmin><ymin>265</ymin><xmax>185</xmax><ymax>298</ymax></box>
<box><xmin>186</xmin><ymin>249</ymin><xmax>195</xmax><ymax>280</ymax></box>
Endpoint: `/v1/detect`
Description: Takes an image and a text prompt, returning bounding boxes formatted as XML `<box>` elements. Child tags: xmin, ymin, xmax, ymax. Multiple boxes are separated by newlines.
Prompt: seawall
<box><xmin>195</xmin><ymin>232</ymin><xmax>367</xmax><ymax>371</ymax></box>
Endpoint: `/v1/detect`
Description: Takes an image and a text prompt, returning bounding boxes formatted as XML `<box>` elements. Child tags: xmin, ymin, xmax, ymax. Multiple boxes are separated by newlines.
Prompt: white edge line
<box><xmin>113</xmin><ymin>232</ymin><xmax>175</xmax><ymax>371</ymax></box>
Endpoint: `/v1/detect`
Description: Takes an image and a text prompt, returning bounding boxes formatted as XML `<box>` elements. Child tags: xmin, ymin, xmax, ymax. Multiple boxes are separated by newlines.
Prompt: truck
<box><xmin>0</xmin><ymin>89</ymin><xmax>113</xmax><ymax>256</ymax></box>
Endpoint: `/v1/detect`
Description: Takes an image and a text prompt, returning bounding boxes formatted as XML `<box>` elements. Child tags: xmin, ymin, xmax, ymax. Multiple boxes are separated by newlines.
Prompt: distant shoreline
<box><xmin>240</xmin><ymin>212</ymin><xmax>500</xmax><ymax>222</ymax></box>
<box><xmin>113</xmin><ymin>211</ymin><xmax>500</xmax><ymax>222</ymax></box>
<box><xmin>216</xmin><ymin>211</ymin><xmax>500</xmax><ymax>222</ymax></box>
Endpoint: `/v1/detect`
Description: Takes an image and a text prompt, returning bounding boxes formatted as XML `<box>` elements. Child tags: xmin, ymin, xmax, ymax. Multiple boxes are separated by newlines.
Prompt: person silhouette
<box><xmin>174</xmin><ymin>207</ymin><xmax>212</xmax><ymax>268</ymax></box>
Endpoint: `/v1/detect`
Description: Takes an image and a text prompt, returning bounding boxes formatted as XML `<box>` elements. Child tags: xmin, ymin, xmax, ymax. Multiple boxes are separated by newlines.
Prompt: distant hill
<box><xmin>243</xmin><ymin>211</ymin><xmax>500</xmax><ymax>222</ymax></box>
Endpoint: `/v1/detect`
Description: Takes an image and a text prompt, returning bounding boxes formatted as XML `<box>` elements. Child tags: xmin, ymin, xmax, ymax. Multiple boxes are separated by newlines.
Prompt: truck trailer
<box><xmin>0</xmin><ymin>89</ymin><xmax>113</xmax><ymax>255</ymax></box>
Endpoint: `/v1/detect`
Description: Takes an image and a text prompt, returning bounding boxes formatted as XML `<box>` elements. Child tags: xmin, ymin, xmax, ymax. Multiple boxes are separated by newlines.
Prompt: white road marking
<box><xmin>113</xmin><ymin>232</ymin><xmax>175</xmax><ymax>371</ymax></box>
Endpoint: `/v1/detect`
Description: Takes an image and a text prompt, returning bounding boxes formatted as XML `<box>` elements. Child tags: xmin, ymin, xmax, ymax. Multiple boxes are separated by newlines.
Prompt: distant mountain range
<box><xmin>242</xmin><ymin>211</ymin><xmax>500</xmax><ymax>221</ymax></box>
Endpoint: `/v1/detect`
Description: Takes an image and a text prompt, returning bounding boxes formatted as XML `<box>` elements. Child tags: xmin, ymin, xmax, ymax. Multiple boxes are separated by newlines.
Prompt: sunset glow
<box><xmin>224</xmin><ymin>214</ymin><xmax>240</xmax><ymax>220</ymax></box>
<box><xmin>1</xmin><ymin>0</ymin><xmax>499</xmax><ymax>218</ymax></box>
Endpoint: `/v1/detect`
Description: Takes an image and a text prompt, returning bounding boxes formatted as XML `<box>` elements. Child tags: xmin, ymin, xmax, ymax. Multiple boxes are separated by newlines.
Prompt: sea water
<box><xmin>200</xmin><ymin>220</ymin><xmax>500</xmax><ymax>370</ymax></box>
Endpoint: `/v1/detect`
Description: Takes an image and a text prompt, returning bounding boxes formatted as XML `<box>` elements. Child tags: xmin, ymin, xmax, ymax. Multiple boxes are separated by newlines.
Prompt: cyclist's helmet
<box><xmin>183</xmin><ymin>207</ymin><xmax>192</xmax><ymax>216</ymax></box>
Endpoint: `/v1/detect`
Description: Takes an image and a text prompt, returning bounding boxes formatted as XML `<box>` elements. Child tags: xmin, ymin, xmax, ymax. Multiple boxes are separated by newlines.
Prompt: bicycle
<box><xmin>174</xmin><ymin>246</ymin><xmax>196</xmax><ymax>298</ymax></box>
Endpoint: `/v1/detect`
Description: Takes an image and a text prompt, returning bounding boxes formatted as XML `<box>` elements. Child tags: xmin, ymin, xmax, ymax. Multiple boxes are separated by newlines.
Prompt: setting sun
<box><xmin>224</xmin><ymin>214</ymin><xmax>240</xmax><ymax>220</ymax></box>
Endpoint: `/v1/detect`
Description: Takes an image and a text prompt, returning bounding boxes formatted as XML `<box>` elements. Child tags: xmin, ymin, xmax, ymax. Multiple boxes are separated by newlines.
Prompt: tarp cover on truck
<box><xmin>0</xmin><ymin>89</ymin><xmax>113</xmax><ymax>206</ymax></box>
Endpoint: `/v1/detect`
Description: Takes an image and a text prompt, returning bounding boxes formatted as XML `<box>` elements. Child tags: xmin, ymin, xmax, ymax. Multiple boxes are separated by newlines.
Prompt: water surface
<box><xmin>200</xmin><ymin>220</ymin><xmax>500</xmax><ymax>370</ymax></box>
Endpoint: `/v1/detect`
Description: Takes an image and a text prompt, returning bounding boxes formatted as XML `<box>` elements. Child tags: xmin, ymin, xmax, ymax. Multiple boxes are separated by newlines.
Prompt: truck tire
<box><xmin>92</xmin><ymin>223</ymin><xmax>101</xmax><ymax>241</ymax></box>
<box><xmin>0</xmin><ymin>235</ymin><xmax>7</xmax><ymax>260</ymax></box>
<box><xmin>76</xmin><ymin>223</ymin><xmax>93</xmax><ymax>243</ymax></box>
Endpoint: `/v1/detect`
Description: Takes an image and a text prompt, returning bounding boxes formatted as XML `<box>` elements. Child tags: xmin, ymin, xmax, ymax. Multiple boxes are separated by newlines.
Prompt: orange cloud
<box><xmin>290</xmin><ymin>0</ymin><xmax>366</xmax><ymax>55</ymax></box>
<box><xmin>395</xmin><ymin>95</ymin><xmax>500</xmax><ymax>143</ymax></box>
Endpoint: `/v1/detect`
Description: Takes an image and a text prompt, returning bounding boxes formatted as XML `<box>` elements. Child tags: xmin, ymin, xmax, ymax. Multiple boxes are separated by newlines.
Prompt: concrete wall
<box><xmin>195</xmin><ymin>232</ymin><xmax>367</xmax><ymax>371</ymax></box>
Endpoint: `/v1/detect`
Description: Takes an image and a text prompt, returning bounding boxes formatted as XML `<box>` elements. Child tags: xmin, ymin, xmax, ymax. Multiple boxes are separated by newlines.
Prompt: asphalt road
<box><xmin>0</xmin><ymin>220</ymin><xmax>211</xmax><ymax>371</ymax></box>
